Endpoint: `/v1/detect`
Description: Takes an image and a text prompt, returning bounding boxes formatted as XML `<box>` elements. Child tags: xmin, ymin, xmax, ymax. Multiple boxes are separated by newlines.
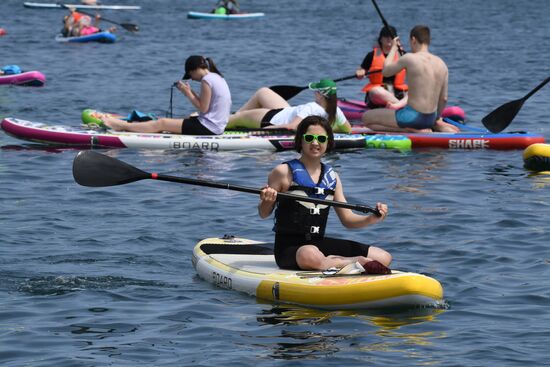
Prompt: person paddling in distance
<box><xmin>362</xmin><ymin>25</ymin><xmax>459</xmax><ymax>133</ymax></box>
<box><xmin>213</xmin><ymin>0</ymin><xmax>240</xmax><ymax>14</ymax></box>
<box><xmin>259</xmin><ymin>115</ymin><xmax>391</xmax><ymax>272</ymax></box>
<box><xmin>356</xmin><ymin>25</ymin><xmax>408</xmax><ymax>110</ymax></box>
<box><xmin>226</xmin><ymin>79</ymin><xmax>352</xmax><ymax>133</ymax></box>
<box><xmin>101</xmin><ymin>56</ymin><xmax>232</xmax><ymax>135</ymax></box>
<box><xmin>62</xmin><ymin>7</ymin><xmax>116</xmax><ymax>37</ymax></box>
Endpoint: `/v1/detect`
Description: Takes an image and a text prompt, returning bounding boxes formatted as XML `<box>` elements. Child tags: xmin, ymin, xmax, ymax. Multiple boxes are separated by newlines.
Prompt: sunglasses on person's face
<box><xmin>303</xmin><ymin>134</ymin><xmax>328</xmax><ymax>144</ymax></box>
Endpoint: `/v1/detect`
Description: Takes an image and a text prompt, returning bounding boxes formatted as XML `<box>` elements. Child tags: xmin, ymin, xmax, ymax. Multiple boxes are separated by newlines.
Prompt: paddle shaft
<box><xmin>152</xmin><ymin>173</ymin><xmax>380</xmax><ymax>215</ymax></box>
<box><xmin>371</xmin><ymin>0</ymin><xmax>405</xmax><ymax>55</ymax></box>
<box><xmin>269</xmin><ymin>70</ymin><xmax>383</xmax><ymax>101</ymax></box>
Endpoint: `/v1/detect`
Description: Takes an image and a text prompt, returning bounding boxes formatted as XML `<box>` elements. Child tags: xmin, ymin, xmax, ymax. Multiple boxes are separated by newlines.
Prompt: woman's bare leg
<box><xmin>102</xmin><ymin>117</ymin><xmax>183</xmax><ymax>133</ymax></box>
<box><xmin>237</xmin><ymin>87</ymin><xmax>290</xmax><ymax>112</ymax></box>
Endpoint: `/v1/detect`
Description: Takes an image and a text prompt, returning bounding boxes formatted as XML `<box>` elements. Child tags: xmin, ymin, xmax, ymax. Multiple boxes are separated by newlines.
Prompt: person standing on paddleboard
<box><xmin>226</xmin><ymin>79</ymin><xmax>352</xmax><ymax>133</ymax></box>
<box><xmin>101</xmin><ymin>55</ymin><xmax>232</xmax><ymax>135</ymax></box>
<box><xmin>356</xmin><ymin>25</ymin><xmax>408</xmax><ymax>110</ymax></box>
<box><xmin>362</xmin><ymin>25</ymin><xmax>458</xmax><ymax>133</ymax></box>
<box><xmin>258</xmin><ymin>115</ymin><xmax>391</xmax><ymax>272</ymax></box>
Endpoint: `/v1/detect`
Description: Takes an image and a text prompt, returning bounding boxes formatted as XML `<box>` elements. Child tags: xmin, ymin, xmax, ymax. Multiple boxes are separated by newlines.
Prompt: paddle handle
<box><xmin>371</xmin><ymin>0</ymin><xmax>405</xmax><ymax>55</ymax></box>
<box><xmin>153</xmin><ymin>173</ymin><xmax>381</xmax><ymax>215</ymax></box>
<box><xmin>523</xmin><ymin>77</ymin><xmax>550</xmax><ymax>101</ymax></box>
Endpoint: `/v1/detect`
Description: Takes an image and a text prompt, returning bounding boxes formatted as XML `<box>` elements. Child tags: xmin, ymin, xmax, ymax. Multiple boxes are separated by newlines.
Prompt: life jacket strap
<box><xmin>309</xmin><ymin>207</ymin><xmax>321</xmax><ymax>215</ymax></box>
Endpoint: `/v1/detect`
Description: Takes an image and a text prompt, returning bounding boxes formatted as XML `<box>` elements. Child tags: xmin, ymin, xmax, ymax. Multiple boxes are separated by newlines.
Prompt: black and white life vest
<box><xmin>273</xmin><ymin>159</ymin><xmax>337</xmax><ymax>238</ymax></box>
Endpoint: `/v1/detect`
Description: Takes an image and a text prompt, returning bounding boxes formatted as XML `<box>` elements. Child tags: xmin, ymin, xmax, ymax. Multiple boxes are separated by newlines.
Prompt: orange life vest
<box><xmin>361</xmin><ymin>47</ymin><xmax>408</xmax><ymax>93</ymax></box>
<box><xmin>71</xmin><ymin>12</ymin><xmax>84</xmax><ymax>23</ymax></box>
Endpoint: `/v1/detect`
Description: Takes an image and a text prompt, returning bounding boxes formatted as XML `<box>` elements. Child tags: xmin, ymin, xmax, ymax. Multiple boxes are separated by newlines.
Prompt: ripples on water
<box><xmin>2</xmin><ymin>0</ymin><xmax>550</xmax><ymax>366</ymax></box>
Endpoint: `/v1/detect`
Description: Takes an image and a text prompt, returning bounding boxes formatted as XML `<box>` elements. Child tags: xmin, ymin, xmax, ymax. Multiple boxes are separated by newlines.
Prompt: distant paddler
<box><xmin>213</xmin><ymin>0</ymin><xmax>240</xmax><ymax>14</ymax></box>
<box><xmin>61</xmin><ymin>6</ymin><xmax>116</xmax><ymax>37</ymax></box>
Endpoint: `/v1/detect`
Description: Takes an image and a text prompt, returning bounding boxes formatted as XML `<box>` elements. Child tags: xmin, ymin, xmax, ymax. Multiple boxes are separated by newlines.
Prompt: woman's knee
<box><xmin>296</xmin><ymin>245</ymin><xmax>324</xmax><ymax>270</ymax></box>
<box><xmin>369</xmin><ymin>246</ymin><xmax>392</xmax><ymax>266</ymax></box>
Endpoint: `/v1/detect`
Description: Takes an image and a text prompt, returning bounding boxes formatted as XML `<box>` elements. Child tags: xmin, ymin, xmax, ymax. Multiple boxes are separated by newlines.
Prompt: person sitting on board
<box><xmin>225</xmin><ymin>79</ymin><xmax>352</xmax><ymax>133</ymax></box>
<box><xmin>259</xmin><ymin>115</ymin><xmax>392</xmax><ymax>272</ymax></box>
<box><xmin>101</xmin><ymin>55</ymin><xmax>232</xmax><ymax>135</ymax></box>
<box><xmin>213</xmin><ymin>0</ymin><xmax>240</xmax><ymax>14</ymax></box>
<box><xmin>62</xmin><ymin>8</ymin><xmax>116</xmax><ymax>37</ymax></box>
<box><xmin>356</xmin><ymin>25</ymin><xmax>408</xmax><ymax>110</ymax></box>
<box><xmin>362</xmin><ymin>25</ymin><xmax>459</xmax><ymax>133</ymax></box>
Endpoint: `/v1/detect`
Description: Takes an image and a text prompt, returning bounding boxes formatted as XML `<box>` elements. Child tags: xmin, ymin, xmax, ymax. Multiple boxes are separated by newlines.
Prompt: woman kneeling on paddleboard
<box><xmin>226</xmin><ymin>79</ymin><xmax>352</xmax><ymax>133</ymax></box>
<box><xmin>258</xmin><ymin>115</ymin><xmax>391</xmax><ymax>272</ymax></box>
<box><xmin>101</xmin><ymin>55</ymin><xmax>231</xmax><ymax>135</ymax></box>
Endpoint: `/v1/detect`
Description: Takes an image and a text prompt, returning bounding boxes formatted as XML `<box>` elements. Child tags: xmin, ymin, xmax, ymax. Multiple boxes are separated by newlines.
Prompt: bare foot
<box><xmin>433</xmin><ymin>119</ymin><xmax>460</xmax><ymax>133</ymax></box>
<box><xmin>404</xmin><ymin>127</ymin><xmax>432</xmax><ymax>133</ymax></box>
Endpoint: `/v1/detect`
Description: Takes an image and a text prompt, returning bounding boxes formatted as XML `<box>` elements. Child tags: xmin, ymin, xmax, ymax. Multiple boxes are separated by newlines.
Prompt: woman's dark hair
<box><xmin>294</xmin><ymin>115</ymin><xmax>334</xmax><ymax>153</ymax></box>
<box><xmin>324</xmin><ymin>94</ymin><xmax>338</xmax><ymax>128</ymax></box>
<box><xmin>205</xmin><ymin>57</ymin><xmax>223</xmax><ymax>77</ymax></box>
<box><xmin>377</xmin><ymin>25</ymin><xmax>397</xmax><ymax>47</ymax></box>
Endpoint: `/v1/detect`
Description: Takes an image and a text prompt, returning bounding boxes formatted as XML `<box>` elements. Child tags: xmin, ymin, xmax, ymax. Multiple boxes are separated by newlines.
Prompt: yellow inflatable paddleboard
<box><xmin>193</xmin><ymin>236</ymin><xmax>444</xmax><ymax>310</ymax></box>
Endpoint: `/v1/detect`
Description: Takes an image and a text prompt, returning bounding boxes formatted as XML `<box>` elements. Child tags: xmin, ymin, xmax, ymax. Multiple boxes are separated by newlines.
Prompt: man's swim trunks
<box><xmin>395</xmin><ymin>105</ymin><xmax>437</xmax><ymax>129</ymax></box>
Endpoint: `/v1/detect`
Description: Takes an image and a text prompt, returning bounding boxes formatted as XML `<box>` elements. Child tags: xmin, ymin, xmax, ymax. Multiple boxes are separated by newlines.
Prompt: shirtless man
<box><xmin>362</xmin><ymin>25</ymin><xmax>458</xmax><ymax>133</ymax></box>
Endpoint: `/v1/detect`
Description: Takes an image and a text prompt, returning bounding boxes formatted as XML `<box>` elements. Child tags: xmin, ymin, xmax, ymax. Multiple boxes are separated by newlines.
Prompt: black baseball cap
<box><xmin>183</xmin><ymin>55</ymin><xmax>206</xmax><ymax>79</ymax></box>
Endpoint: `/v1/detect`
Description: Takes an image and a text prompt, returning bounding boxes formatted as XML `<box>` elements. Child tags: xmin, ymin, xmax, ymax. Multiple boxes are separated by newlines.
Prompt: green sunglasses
<box><xmin>303</xmin><ymin>133</ymin><xmax>328</xmax><ymax>144</ymax></box>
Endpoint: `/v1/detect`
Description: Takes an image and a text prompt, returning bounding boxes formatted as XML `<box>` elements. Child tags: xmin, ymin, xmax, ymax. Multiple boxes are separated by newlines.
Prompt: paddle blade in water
<box><xmin>481</xmin><ymin>99</ymin><xmax>523</xmax><ymax>133</ymax></box>
<box><xmin>72</xmin><ymin>151</ymin><xmax>149</xmax><ymax>187</ymax></box>
<box><xmin>121</xmin><ymin>23</ymin><xmax>139</xmax><ymax>32</ymax></box>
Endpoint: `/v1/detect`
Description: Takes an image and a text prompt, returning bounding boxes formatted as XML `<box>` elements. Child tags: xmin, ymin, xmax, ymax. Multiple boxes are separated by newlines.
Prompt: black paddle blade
<box><xmin>72</xmin><ymin>151</ymin><xmax>149</xmax><ymax>187</ymax></box>
<box><xmin>120</xmin><ymin>23</ymin><xmax>139</xmax><ymax>32</ymax></box>
<box><xmin>269</xmin><ymin>85</ymin><xmax>307</xmax><ymax>101</ymax></box>
<box><xmin>481</xmin><ymin>99</ymin><xmax>524</xmax><ymax>133</ymax></box>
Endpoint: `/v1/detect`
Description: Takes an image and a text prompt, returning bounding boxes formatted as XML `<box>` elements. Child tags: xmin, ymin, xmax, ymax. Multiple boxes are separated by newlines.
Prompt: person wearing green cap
<box><xmin>226</xmin><ymin>79</ymin><xmax>351</xmax><ymax>133</ymax></box>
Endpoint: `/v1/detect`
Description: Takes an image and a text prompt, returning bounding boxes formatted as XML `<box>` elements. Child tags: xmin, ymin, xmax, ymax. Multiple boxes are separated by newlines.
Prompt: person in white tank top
<box><xmin>101</xmin><ymin>55</ymin><xmax>232</xmax><ymax>135</ymax></box>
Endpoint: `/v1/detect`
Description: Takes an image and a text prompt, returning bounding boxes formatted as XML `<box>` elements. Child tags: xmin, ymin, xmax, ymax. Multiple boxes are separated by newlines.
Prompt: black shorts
<box><xmin>274</xmin><ymin>233</ymin><xmax>371</xmax><ymax>270</ymax></box>
<box><xmin>260</xmin><ymin>108</ymin><xmax>283</xmax><ymax>127</ymax></box>
<box><xmin>181</xmin><ymin>116</ymin><xmax>216</xmax><ymax>135</ymax></box>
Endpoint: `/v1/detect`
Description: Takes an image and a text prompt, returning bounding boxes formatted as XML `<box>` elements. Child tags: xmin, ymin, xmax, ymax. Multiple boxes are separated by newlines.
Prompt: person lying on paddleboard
<box><xmin>226</xmin><ymin>79</ymin><xmax>352</xmax><ymax>133</ymax></box>
<box><xmin>258</xmin><ymin>115</ymin><xmax>391</xmax><ymax>272</ymax></box>
<box><xmin>61</xmin><ymin>7</ymin><xmax>116</xmax><ymax>37</ymax></box>
<box><xmin>101</xmin><ymin>55</ymin><xmax>232</xmax><ymax>135</ymax></box>
<box><xmin>362</xmin><ymin>25</ymin><xmax>459</xmax><ymax>133</ymax></box>
<box><xmin>356</xmin><ymin>25</ymin><xmax>408</xmax><ymax>110</ymax></box>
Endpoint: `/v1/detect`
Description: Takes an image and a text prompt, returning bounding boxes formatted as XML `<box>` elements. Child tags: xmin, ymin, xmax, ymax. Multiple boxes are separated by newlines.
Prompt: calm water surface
<box><xmin>1</xmin><ymin>0</ymin><xmax>549</xmax><ymax>366</ymax></box>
